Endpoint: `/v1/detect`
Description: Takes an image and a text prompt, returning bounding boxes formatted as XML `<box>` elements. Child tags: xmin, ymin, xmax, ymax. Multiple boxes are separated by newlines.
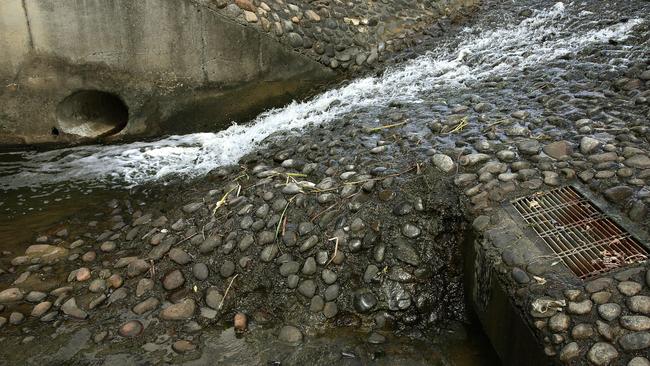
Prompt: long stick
<box><xmin>218</xmin><ymin>274</ymin><xmax>239</xmax><ymax>310</ymax></box>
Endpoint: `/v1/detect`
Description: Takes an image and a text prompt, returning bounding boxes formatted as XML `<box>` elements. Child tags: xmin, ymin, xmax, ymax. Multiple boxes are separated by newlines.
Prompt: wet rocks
<box><xmin>62</xmin><ymin>298</ymin><xmax>88</xmax><ymax>319</ymax></box>
<box><xmin>432</xmin><ymin>154</ymin><xmax>455</xmax><ymax>173</ymax></box>
<box><xmin>598</xmin><ymin>303</ymin><xmax>621</xmax><ymax>321</ymax></box>
<box><xmin>162</xmin><ymin>270</ymin><xmax>185</xmax><ymax>291</ymax></box>
<box><xmin>160</xmin><ymin>299</ymin><xmax>196</xmax><ymax>320</ymax></box>
<box><xmin>604</xmin><ymin>186</ymin><xmax>634</xmax><ymax>203</ymax></box>
<box><xmin>24</xmin><ymin>244</ymin><xmax>68</xmax><ymax>263</ymax></box>
<box><xmin>234</xmin><ymin>312</ymin><xmax>247</xmax><ymax>332</ymax></box>
<box><xmin>401</xmin><ymin>224</ymin><xmax>420</xmax><ymax>238</ymax></box>
<box><xmin>118</xmin><ymin>320</ymin><xmax>144</xmax><ymax>338</ymax></box>
<box><xmin>298</xmin><ymin>280</ymin><xmax>316</xmax><ymax>298</ymax></box>
<box><xmin>75</xmin><ymin>267</ymin><xmax>92</xmax><ymax>282</ymax></box>
<box><xmin>321</xmin><ymin>269</ymin><xmax>337</xmax><ymax>284</ymax></box>
<box><xmin>205</xmin><ymin>288</ymin><xmax>223</xmax><ymax>310</ymax></box>
<box><xmin>31</xmin><ymin>301</ymin><xmax>52</xmax><ymax>317</ymax></box>
<box><xmin>278</xmin><ymin>325</ymin><xmax>302</xmax><ymax>344</ymax></box>
<box><xmin>172</xmin><ymin>340</ymin><xmax>196</xmax><ymax>353</ymax></box>
<box><xmin>618</xmin><ymin>281</ymin><xmax>642</xmax><ymax>296</ymax></box>
<box><xmin>193</xmin><ymin>263</ymin><xmax>209</xmax><ymax>280</ymax></box>
<box><xmin>169</xmin><ymin>248</ymin><xmax>192</xmax><ymax>265</ymax></box>
<box><xmin>620</xmin><ymin>316</ymin><xmax>650</xmax><ymax>331</ymax></box>
<box><xmin>559</xmin><ymin>342</ymin><xmax>580</xmax><ymax>362</ymax></box>
<box><xmin>580</xmin><ymin>136</ymin><xmax>601</xmax><ymax>154</ymax></box>
<box><xmin>354</xmin><ymin>291</ymin><xmax>377</xmax><ymax>313</ymax></box>
<box><xmin>568</xmin><ymin>300</ymin><xmax>593</xmax><ymax>315</ymax></box>
<box><xmin>629</xmin><ymin>296</ymin><xmax>650</xmax><ymax>314</ymax></box>
<box><xmin>393</xmin><ymin>239</ymin><xmax>419</xmax><ymax>265</ymax></box>
<box><xmin>9</xmin><ymin>312</ymin><xmax>24</xmax><ymax>325</ymax></box>
<box><xmin>0</xmin><ymin>288</ymin><xmax>23</xmax><ymax>303</ymax></box>
<box><xmin>587</xmin><ymin>342</ymin><xmax>618</xmax><ymax>366</ymax></box>
<box><xmin>549</xmin><ymin>313</ymin><xmax>570</xmax><ymax>332</ymax></box>
<box><xmin>127</xmin><ymin>259</ymin><xmax>150</xmax><ymax>277</ymax></box>
<box><xmin>136</xmin><ymin>279</ymin><xmax>154</xmax><ymax>297</ymax></box>
<box><xmin>260</xmin><ymin>245</ymin><xmax>279</xmax><ymax>262</ymax></box>
<box><xmin>618</xmin><ymin>332</ymin><xmax>650</xmax><ymax>351</ymax></box>
<box><xmin>133</xmin><ymin>297</ymin><xmax>160</xmax><ymax>315</ymax></box>
<box><xmin>543</xmin><ymin>140</ymin><xmax>572</xmax><ymax>160</ymax></box>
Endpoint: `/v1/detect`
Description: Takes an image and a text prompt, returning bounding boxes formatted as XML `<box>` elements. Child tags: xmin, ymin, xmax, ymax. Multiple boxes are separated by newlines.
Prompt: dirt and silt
<box><xmin>1</xmin><ymin>0</ymin><xmax>650</xmax><ymax>364</ymax></box>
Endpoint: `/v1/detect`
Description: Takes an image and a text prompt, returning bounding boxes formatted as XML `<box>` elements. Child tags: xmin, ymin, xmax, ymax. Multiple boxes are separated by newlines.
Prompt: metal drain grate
<box><xmin>511</xmin><ymin>186</ymin><xmax>649</xmax><ymax>279</ymax></box>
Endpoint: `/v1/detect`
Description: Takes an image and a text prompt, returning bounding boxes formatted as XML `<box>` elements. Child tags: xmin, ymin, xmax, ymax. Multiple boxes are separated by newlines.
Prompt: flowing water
<box><xmin>0</xmin><ymin>1</ymin><xmax>648</xmax><ymax>364</ymax></box>
<box><xmin>0</xmin><ymin>2</ymin><xmax>644</xmax><ymax>191</ymax></box>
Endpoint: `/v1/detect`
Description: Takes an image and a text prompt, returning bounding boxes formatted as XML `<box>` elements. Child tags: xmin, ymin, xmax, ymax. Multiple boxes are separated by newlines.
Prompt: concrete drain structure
<box><xmin>467</xmin><ymin>184</ymin><xmax>650</xmax><ymax>365</ymax></box>
<box><xmin>511</xmin><ymin>186</ymin><xmax>649</xmax><ymax>279</ymax></box>
<box><xmin>55</xmin><ymin>90</ymin><xmax>129</xmax><ymax>138</ymax></box>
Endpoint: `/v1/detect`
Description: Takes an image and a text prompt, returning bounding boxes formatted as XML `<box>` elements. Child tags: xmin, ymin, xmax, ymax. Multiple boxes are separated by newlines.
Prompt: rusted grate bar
<box><xmin>511</xmin><ymin>186</ymin><xmax>649</xmax><ymax>279</ymax></box>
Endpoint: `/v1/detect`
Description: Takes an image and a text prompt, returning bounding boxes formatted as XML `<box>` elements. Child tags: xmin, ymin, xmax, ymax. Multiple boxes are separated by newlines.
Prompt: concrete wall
<box><xmin>0</xmin><ymin>0</ymin><xmax>335</xmax><ymax>145</ymax></box>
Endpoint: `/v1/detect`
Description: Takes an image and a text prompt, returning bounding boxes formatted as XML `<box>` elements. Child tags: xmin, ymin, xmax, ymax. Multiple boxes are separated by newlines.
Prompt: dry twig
<box><xmin>219</xmin><ymin>274</ymin><xmax>239</xmax><ymax>310</ymax></box>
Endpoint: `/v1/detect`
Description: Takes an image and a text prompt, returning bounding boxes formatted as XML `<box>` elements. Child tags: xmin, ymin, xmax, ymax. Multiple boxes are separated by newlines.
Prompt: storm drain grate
<box><xmin>511</xmin><ymin>186</ymin><xmax>649</xmax><ymax>279</ymax></box>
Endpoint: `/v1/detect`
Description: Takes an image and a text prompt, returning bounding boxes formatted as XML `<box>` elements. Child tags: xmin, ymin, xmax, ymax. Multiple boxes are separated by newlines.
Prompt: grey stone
<box><xmin>169</xmin><ymin>248</ymin><xmax>192</xmax><ymax>265</ymax></box>
<box><xmin>260</xmin><ymin>245</ymin><xmax>279</xmax><ymax>262</ymax></box>
<box><xmin>364</xmin><ymin>265</ymin><xmax>379</xmax><ymax>283</ymax></box>
<box><xmin>278</xmin><ymin>325</ymin><xmax>302</xmax><ymax>344</ymax></box>
<box><xmin>619</xmin><ymin>332</ymin><xmax>650</xmax><ymax>351</ymax></box>
<box><xmin>163</xmin><ymin>270</ymin><xmax>185</xmax><ymax>291</ymax></box>
<box><xmin>324</xmin><ymin>284</ymin><xmax>339</xmax><ymax>301</ymax></box>
<box><xmin>367</xmin><ymin>332</ymin><xmax>386</xmax><ymax>344</ymax></box>
<box><xmin>160</xmin><ymin>299</ymin><xmax>196</xmax><ymax>320</ymax></box>
<box><xmin>568</xmin><ymin>300</ymin><xmax>592</xmax><ymax>315</ymax></box>
<box><xmin>205</xmin><ymin>288</ymin><xmax>223</xmax><ymax>310</ymax></box>
<box><xmin>587</xmin><ymin>342</ymin><xmax>618</xmax><ymax>366</ymax></box>
<box><xmin>220</xmin><ymin>261</ymin><xmax>235</xmax><ymax>278</ymax></box>
<box><xmin>432</xmin><ymin>154</ymin><xmax>455</xmax><ymax>173</ymax></box>
<box><xmin>323</xmin><ymin>302</ymin><xmax>338</xmax><ymax>318</ymax></box>
<box><xmin>280</xmin><ymin>261</ymin><xmax>300</xmax><ymax>276</ymax></box>
<box><xmin>571</xmin><ymin>323</ymin><xmax>594</xmax><ymax>339</ymax></box>
<box><xmin>286</xmin><ymin>33</ymin><xmax>303</xmax><ymax>48</ymax></box>
<box><xmin>302</xmin><ymin>257</ymin><xmax>317</xmax><ymax>275</ymax></box>
<box><xmin>298</xmin><ymin>280</ymin><xmax>316</xmax><ymax>298</ymax></box>
<box><xmin>604</xmin><ymin>186</ymin><xmax>634</xmax><ymax>203</ymax></box>
<box><xmin>401</xmin><ymin>224</ymin><xmax>421</xmax><ymax>238</ymax></box>
<box><xmin>620</xmin><ymin>316</ymin><xmax>650</xmax><ymax>331</ymax></box>
<box><xmin>629</xmin><ymin>296</ymin><xmax>650</xmax><ymax>314</ymax></box>
<box><xmin>393</xmin><ymin>239</ymin><xmax>419</xmax><ymax>266</ymax></box>
<box><xmin>321</xmin><ymin>269</ymin><xmax>337</xmax><ymax>284</ymax></box>
<box><xmin>549</xmin><ymin>313</ymin><xmax>570</xmax><ymax>332</ymax></box>
<box><xmin>586</xmin><ymin>278</ymin><xmax>612</xmax><ymax>293</ymax></box>
<box><xmin>62</xmin><ymin>298</ymin><xmax>88</xmax><ymax>319</ymax></box>
<box><xmin>559</xmin><ymin>342</ymin><xmax>580</xmax><ymax>362</ymax></box>
<box><xmin>0</xmin><ymin>288</ymin><xmax>23</xmax><ymax>303</ymax></box>
<box><xmin>592</xmin><ymin>291</ymin><xmax>612</xmax><ymax>305</ymax></box>
<box><xmin>193</xmin><ymin>263</ymin><xmax>209</xmax><ymax>280</ymax></box>
<box><xmin>598</xmin><ymin>303</ymin><xmax>621</xmax><ymax>321</ymax></box>
<box><xmin>309</xmin><ymin>296</ymin><xmax>324</xmax><ymax>312</ymax></box>
<box><xmin>354</xmin><ymin>291</ymin><xmax>377</xmax><ymax>313</ymax></box>
<box><xmin>580</xmin><ymin>136</ymin><xmax>601</xmax><ymax>154</ymax></box>
<box><xmin>287</xmin><ymin>275</ymin><xmax>299</xmax><ymax>289</ymax></box>
<box><xmin>512</xmin><ymin>267</ymin><xmax>530</xmax><ymax>284</ymax></box>
<box><xmin>133</xmin><ymin>297</ymin><xmax>160</xmax><ymax>315</ymax></box>
<box><xmin>628</xmin><ymin>357</ymin><xmax>650</xmax><ymax>366</ymax></box>
<box><xmin>618</xmin><ymin>281</ymin><xmax>642</xmax><ymax>296</ymax></box>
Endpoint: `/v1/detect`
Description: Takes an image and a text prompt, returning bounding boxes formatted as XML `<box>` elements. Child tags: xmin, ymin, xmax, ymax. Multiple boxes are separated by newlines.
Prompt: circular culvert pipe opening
<box><xmin>56</xmin><ymin>90</ymin><xmax>129</xmax><ymax>138</ymax></box>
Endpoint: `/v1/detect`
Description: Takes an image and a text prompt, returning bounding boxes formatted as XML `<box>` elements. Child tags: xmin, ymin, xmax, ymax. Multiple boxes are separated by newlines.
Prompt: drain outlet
<box><xmin>511</xmin><ymin>186</ymin><xmax>649</xmax><ymax>279</ymax></box>
<box><xmin>56</xmin><ymin>90</ymin><xmax>129</xmax><ymax>138</ymax></box>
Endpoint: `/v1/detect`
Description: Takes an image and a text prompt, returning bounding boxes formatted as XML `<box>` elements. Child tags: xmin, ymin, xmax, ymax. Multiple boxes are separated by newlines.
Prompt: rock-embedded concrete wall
<box><xmin>0</xmin><ymin>0</ymin><xmax>479</xmax><ymax>146</ymax></box>
<box><xmin>0</xmin><ymin>0</ymin><xmax>335</xmax><ymax>145</ymax></box>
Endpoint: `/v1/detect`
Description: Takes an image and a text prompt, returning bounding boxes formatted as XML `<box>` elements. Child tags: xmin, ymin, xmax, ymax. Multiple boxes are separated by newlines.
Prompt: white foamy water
<box><xmin>0</xmin><ymin>3</ymin><xmax>643</xmax><ymax>190</ymax></box>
